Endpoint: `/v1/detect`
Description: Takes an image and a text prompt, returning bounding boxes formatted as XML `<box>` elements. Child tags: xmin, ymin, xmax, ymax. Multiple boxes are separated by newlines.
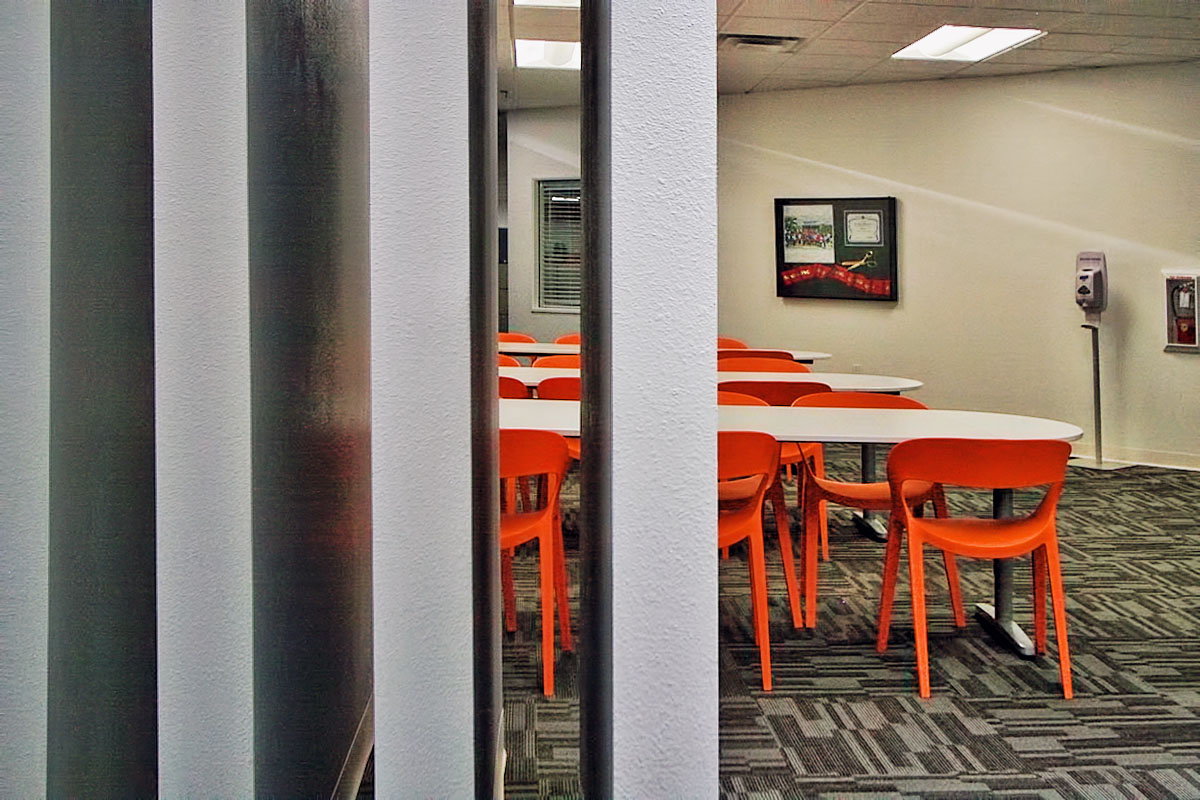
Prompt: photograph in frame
<box><xmin>774</xmin><ymin>196</ymin><xmax>898</xmax><ymax>301</ymax></box>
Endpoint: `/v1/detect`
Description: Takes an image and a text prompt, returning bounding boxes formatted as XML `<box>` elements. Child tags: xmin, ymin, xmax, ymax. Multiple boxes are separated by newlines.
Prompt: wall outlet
<box><xmin>851</xmin><ymin>363</ymin><xmax>862</xmax><ymax>373</ymax></box>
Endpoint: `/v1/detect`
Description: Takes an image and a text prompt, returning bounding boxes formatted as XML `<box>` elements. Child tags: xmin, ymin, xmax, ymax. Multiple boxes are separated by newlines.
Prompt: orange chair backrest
<box><xmin>537</xmin><ymin>376</ymin><xmax>580</xmax><ymax>400</ymax></box>
<box><xmin>717</xmin><ymin>390</ymin><xmax>768</xmax><ymax>406</ymax></box>
<box><xmin>499</xmin><ymin>375</ymin><xmax>530</xmax><ymax>398</ymax></box>
<box><xmin>888</xmin><ymin>438</ymin><xmax>1071</xmax><ymax>492</ymax></box>
<box><xmin>717</xmin><ymin>336</ymin><xmax>748</xmax><ymax>349</ymax></box>
<box><xmin>554</xmin><ymin>332</ymin><xmax>581</xmax><ymax>344</ymax></box>
<box><xmin>718</xmin><ymin>357</ymin><xmax>810</xmax><ymax>373</ymax></box>
<box><xmin>720</xmin><ymin>380</ymin><xmax>831</xmax><ymax>407</ymax></box>
<box><xmin>792</xmin><ymin>391</ymin><xmax>926</xmax><ymax>409</ymax></box>
<box><xmin>499</xmin><ymin>429</ymin><xmax>571</xmax><ymax>483</ymax></box>
<box><xmin>498</xmin><ymin>354</ymin><xmax>522</xmax><ymax>367</ymax></box>
<box><xmin>717</xmin><ymin>431</ymin><xmax>780</xmax><ymax>487</ymax></box>
<box><xmin>717</xmin><ymin>348</ymin><xmax>793</xmax><ymax>361</ymax></box>
<box><xmin>532</xmin><ymin>354</ymin><xmax>581</xmax><ymax>368</ymax></box>
<box><xmin>499</xmin><ymin>332</ymin><xmax>537</xmax><ymax>343</ymax></box>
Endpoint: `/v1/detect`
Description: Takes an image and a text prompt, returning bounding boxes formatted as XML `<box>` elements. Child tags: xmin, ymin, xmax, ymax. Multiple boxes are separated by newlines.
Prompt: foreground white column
<box><xmin>610</xmin><ymin>1</ymin><xmax>719</xmax><ymax>795</ymax></box>
<box><xmin>153</xmin><ymin>3</ymin><xmax>253</xmax><ymax>797</ymax></box>
<box><xmin>0</xmin><ymin>3</ymin><xmax>50</xmax><ymax>796</ymax></box>
<box><xmin>370</xmin><ymin>3</ymin><xmax>476</xmax><ymax>795</ymax></box>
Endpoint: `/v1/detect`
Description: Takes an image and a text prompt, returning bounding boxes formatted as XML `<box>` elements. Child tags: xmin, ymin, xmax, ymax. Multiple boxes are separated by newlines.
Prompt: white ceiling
<box><xmin>498</xmin><ymin>0</ymin><xmax>1200</xmax><ymax>110</ymax></box>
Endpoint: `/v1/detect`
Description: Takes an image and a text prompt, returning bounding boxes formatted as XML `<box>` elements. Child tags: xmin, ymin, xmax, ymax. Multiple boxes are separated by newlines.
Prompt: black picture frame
<box><xmin>774</xmin><ymin>196</ymin><xmax>898</xmax><ymax>301</ymax></box>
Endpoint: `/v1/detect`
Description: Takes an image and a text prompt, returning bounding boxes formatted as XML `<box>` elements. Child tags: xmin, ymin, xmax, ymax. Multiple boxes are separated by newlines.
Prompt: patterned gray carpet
<box><xmin>498</xmin><ymin>446</ymin><xmax>1200</xmax><ymax>799</ymax></box>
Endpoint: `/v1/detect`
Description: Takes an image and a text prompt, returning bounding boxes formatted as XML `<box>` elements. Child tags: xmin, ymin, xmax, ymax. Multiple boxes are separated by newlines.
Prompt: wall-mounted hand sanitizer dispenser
<box><xmin>1076</xmin><ymin>251</ymin><xmax>1107</xmax><ymax>327</ymax></box>
<box><xmin>1164</xmin><ymin>270</ymin><xmax>1199</xmax><ymax>353</ymax></box>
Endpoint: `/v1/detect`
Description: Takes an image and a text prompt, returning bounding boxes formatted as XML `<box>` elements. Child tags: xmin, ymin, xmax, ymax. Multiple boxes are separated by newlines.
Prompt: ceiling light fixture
<box><xmin>892</xmin><ymin>24</ymin><xmax>1045</xmax><ymax>62</ymax></box>
<box><xmin>513</xmin><ymin>0</ymin><xmax>580</xmax><ymax>7</ymax></box>
<box><xmin>515</xmin><ymin>39</ymin><xmax>581</xmax><ymax>70</ymax></box>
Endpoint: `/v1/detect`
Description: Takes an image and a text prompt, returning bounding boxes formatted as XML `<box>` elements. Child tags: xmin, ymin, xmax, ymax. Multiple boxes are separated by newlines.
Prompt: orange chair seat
<box><xmin>906</xmin><ymin>515</ymin><xmax>1055</xmax><ymax>560</ymax></box>
<box><xmin>500</xmin><ymin>509</ymin><xmax>555</xmax><ymax>550</ymax></box>
<box><xmin>808</xmin><ymin>474</ymin><xmax>938</xmax><ymax>510</ymax></box>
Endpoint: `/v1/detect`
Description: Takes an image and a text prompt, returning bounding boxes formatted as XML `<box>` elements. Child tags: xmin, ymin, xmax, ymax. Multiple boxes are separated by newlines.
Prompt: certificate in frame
<box><xmin>775</xmin><ymin>196</ymin><xmax>898</xmax><ymax>301</ymax></box>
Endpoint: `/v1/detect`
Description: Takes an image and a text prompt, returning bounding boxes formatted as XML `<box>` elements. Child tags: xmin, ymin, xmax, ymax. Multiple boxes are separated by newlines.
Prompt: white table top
<box><xmin>499</xmin><ymin>399</ymin><xmax>1084</xmax><ymax>444</ymax></box>
<box><xmin>501</xmin><ymin>366</ymin><xmax>921</xmax><ymax>393</ymax></box>
<box><xmin>500</xmin><ymin>341</ymin><xmax>832</xmax><ymax>362</ymax></box>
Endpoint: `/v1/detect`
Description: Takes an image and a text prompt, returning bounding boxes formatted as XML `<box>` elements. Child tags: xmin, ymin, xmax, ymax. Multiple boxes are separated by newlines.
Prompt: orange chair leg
<box><xmin>502</xmin><ymin>548</ymin><xmax>517</xmax><ymax>633</ymax></box>
<box><xmin>907</xmin><ymin>536</ymin><xmax>931</xmax><ymax>698</ymax></box>
<box><xmin>1032</xmin><ymin>548</ymin><xmax>1048</xmax><ymax>655</ymax></box>
<box><xmin>721</xmin><ymin>547</ymin><xmax>729</xmax><ymax>560</ymax></box>
<box><xmin>1044</xmin><ymin>539</ymin><xmax>1073</xmax><ymax>699</ymax></box>
<box><xmin>554</xmin><ymin>514</ymin><xmax>573</xmax><ymax>652</ymax></box>
<box><xmin>539</xmin><ymin>533</ymin><xmax>556</xmax><ymax>697</ymax></box>
<box><xmin>803</xmin><ymin>484</ymin><xmax>820</xmax><ymax>629</ymax></box>
<box><xmin>748</xmin><ymin>532</ymin><xmax>772</xmax><ymax>691</ymax></box>
<box><xmin>811</xmin><ymin>450</ymin><xmax>829</xmax><ymax>561</ymax></box>
<box><xmin>942</xmin><ymin>552</ymin><xmax>966</xmax><ymax>628</ymax></box>
<box><xmin>768</xmin><ymin>480</ymin><xmax>803</xmax><ymax>628</ymax></box>
<box><xmin>876</xmin><ymin>519</ymin><xmax>904</xmax><ymax>652</ymax></box>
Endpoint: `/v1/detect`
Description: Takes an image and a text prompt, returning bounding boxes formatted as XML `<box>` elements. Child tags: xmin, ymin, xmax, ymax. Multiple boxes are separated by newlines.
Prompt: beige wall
<box><xmin>506</xmin><ymin>106</ymin><xmax>581</xmax><ymax>341</ymax></box>
<box><xmin>506</xmin><ymin>62</ymin><xmax>1200</xmax><ymax>468</ymax></box>
<box><xmin>719</xmin><ymin>61</ymin><xmax>1200</xmax><ymax>468</ymax></box>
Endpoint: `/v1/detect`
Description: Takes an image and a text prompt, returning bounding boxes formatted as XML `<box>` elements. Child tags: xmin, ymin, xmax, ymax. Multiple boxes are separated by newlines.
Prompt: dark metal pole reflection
<box><xmin>468</xmin><ymin>0</ymin><xmax>502</xmax><ymax>795</ymax></box>
<box><xmin>580</xmin><ymin>0</ymin><xmax>613</xmax><ymax>795</ymax></box>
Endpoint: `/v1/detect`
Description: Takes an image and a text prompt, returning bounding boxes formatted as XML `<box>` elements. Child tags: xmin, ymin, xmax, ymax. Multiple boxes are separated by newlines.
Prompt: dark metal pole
<box><xmin>247</xmin><ymin>3</ymin><xmax>373</xmax><ymax>795</ymax></box>
<box><xmin>468</xmin><ymin>0</ymin><xmax>502</xmax><ymax>795</ymax></box>
<box><xmin>580</xmin><ymin>0</ymin><xmax>613</xmax><ymax>794</ymax></box>
<box><xmin>47</xmin><ymin>3</ymin><xmax>157</xmax><ymax>794</ymax></box>
<box><xmin>1091</xmin><ymin>326</ymin><xmax>1103</xmax><ymax>465</ymax></box>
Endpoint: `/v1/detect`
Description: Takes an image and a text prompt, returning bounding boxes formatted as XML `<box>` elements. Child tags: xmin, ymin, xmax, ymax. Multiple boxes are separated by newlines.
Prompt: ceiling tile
<box><xmin>733</xmin><ymin>0</ymin><xmax>863</xmax><ymax>22</ymax></box>
<box><xmin>821</xmin><ymin>20</ymin><xmax>940</xmax><ymax>44</ymax></box>
<box><xmin>752</xmin><ymin>74</ymin><xmax>862</xmax><ymax>91</ymax></box>
<box><xmin>720</xmin><ymin>16</ymin><xmax>834</xmax><ymax>38</ymax></box>
<box><xmin>512</xmin><ymin>6</ymin><xmax>580</xmax><ymax>41</ymax></box>
<box><xmin>1113</xmin><ymin>36</ymin><xmax>1200</xmax><ymax>55</ymax></box>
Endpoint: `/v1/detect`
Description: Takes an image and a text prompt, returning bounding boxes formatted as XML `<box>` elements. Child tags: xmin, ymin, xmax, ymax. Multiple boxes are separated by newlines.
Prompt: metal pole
<box><xmin>468</xmin><ymin>0</ymin><xmax>502</xmax><ymax>795</ymax></box>
<box><xmin>48</xmin><ymin>3</ymin><xmax>157</xmax><ymax>793</ymax></box>
<box><xmin>580</xmin><ymin>0</ymin><xmax>613</xmax><ymax>794</ymax></box>
<box><xmin>1091</xmin><ymin>325</ymin><xmax>1103</xmax><ymax>465</ymax></box>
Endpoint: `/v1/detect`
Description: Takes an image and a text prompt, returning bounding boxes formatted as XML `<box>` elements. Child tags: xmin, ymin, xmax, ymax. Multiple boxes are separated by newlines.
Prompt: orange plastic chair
<box><xmin>720</xmin><ymin>379</ymin><xmax>833</xmax><ymax>551</ymax></box>
<box><xmin>499</xmin><ymin>331</ymin><xmax>536</xmax><ymax>343</ymax></box>
<box><xmin>499</xmin><ymin>375</ymin><xmax>530</xmax><ymax>399</ymax></box>
<box><xmin>535</xmin><ymin>377</ymin><xmax>582</xmax><ymax>461</ymax></box>
<box><xmin>498</xmin><ymin>375</ymin><xmax>534</xmax><ymax>629</ymax></box>
<box><xmin>499</xmin><ymin>353</ymin><xmax>522</xmax><ymax>368</ymax></box>
<box><xmin>717</xmin><ymin>336</ymin><xmax>749</xmax><ymax>349</ymax></box>
<box><xmin>532</xmin><ymin>354</ymin><xmax>581</xmax><ymax>368</ymax></box>
<box><xmin>880</xmin><ymin>438</ymin><xmax>1073</xmax><ymax>699</ymax></box>
<box><xmin>790</xmin><ymin>392</ymin><xmax>964</xmax><ymax>630</ymax></box>
<box><xmin>718</xmin><ymin>380</ymin><xmax>831</xmax><ymax>408</ymax></box>
<box><xmin>718</xmin><ymin>357</ymin><xmax>811</xmax><ymax>373</ymax></box>
<box><xmin>554</xmin><ymin>332</ymin><xmax>581</xmax><ymax>344</ymax></box>
<box><xmin>717</xmin><ymin>392</ymin><xmax>803</xmax><ymax>628</ymax></box>
<box><xmin>499</xmin><ymin>429</ymin><xmax>573</xmax><ymax>696</ymax></box>
<box><xmin>718</xmin><ymin>430</ymin><xmax>781</xmax><ymax>690</ymax></box>
<box><xmin>717</xmin><ymin>348</ymin><xmax>794</xmax><ymax>361</ymax></box>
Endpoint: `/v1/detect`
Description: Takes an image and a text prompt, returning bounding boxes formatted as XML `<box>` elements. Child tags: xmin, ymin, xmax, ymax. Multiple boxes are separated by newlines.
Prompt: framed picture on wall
<box><xmin>774</xmin><ymin>196</ymin><xmax>898</xmax><ymax>301</ymax></box>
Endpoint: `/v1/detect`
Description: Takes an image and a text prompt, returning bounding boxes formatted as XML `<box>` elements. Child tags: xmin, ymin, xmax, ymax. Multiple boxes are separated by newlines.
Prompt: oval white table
<box><xmin>500</xmin><ymin>340</ymin><xmax>832</xmax><ymax>363</ymax></box>
<box><xmin>500</xmin><ymin>366</ymin><xmax>921</xmax><ymax>394</ymax></box>
<box><xmin>500</xmin><ymin>399</ymin><xmax>1083</xmax><ymax>659</ymax></box>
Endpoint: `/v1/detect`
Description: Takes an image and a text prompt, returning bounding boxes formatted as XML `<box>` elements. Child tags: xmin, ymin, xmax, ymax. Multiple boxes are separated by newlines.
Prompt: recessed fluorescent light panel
<box><xmin>513</xmin><ymin>0</ymin><xmax>580</xmax><ymax>6</ymax></box>
<box><xmin>892</xmin><ymin>25</ymin><xmax>1045</xmax><ymax>62</ymax></box>
<box><xmin>515</xmin><ymin>39</ymin><xmax>581</xmax><ymax>70</ymax></box>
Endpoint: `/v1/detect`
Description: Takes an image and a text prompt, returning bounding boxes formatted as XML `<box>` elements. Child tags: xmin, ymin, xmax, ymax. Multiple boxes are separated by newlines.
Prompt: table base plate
<box><xmin>851</xmin><ymin>511</ymin><xmax>888</xmax><ymax>542</ymax></box>
<box><xmin>975</xmin><ymin>602</ymin><xmax>1037</xmax><ymax>660</ymax></box>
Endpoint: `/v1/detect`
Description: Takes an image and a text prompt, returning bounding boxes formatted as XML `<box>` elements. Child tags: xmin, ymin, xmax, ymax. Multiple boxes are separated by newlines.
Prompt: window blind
<box><xmin>537</xmin><ymin>179</ymin><xmax>581</xmax><ymax>309</ymax></box>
